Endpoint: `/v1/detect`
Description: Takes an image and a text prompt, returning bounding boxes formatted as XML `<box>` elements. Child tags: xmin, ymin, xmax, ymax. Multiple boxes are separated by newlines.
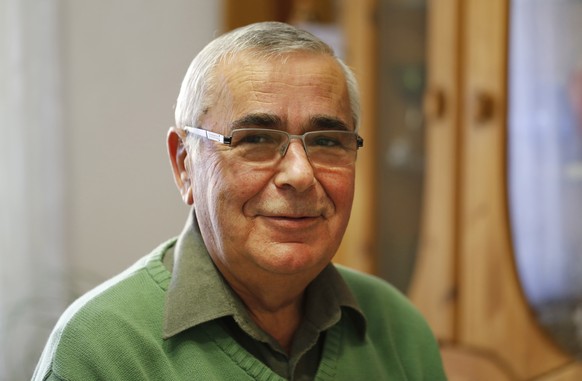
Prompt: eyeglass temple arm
<box><xmin>183</xmin><ymin>126</ymin><xmax>231</xmax><ymax>144</ymax></box>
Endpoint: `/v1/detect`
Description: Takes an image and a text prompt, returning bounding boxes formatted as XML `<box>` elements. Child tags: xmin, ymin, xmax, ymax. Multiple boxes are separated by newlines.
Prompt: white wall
<box><xmin>2</xmin><ymin>2</ymin><xmax>220</xmax><ymax>376</ymax></box>
<box><xmin>1</xmin><ymin>2</ymin><xmax>220</xmax><ymax>378</ymax></box>
<box><xmin>62</xmin><ymin>0</ymin><xmax>220</xmax><ymax>291</ymax></box>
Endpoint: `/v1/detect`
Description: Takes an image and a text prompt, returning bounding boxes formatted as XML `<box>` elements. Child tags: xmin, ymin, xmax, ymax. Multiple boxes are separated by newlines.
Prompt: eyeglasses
<box><xmin>184</xmin><ymin>126</ymin><xmax>363</xmax><ymax>167</ymax></box>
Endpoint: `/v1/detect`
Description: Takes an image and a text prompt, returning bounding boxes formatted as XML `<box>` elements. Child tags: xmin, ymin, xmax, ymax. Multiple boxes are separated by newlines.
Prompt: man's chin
<box><xmin>253</xmin><ymin>245</ymin><xmax>330</xmax><ymax>276</ymax></box>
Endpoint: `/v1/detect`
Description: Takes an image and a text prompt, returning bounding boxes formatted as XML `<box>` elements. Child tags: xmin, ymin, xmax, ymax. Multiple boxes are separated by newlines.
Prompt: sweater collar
<box><xmin>162</xmin><ymin>211</ymin><xmax>367</xmax><ymax>339</ymax></box>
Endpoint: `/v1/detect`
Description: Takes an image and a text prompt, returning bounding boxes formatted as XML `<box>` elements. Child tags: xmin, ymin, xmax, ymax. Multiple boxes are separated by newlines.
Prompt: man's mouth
<box><xmin>258</xmin><ymin>214</ymin><xmax>322</xmax><ymax>228</ymax></box>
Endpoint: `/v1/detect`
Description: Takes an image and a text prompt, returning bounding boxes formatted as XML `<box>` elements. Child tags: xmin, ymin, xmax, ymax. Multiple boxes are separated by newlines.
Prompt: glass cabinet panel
<box><xmin>376</xmin><ymin>0</ymin><xmax>427</xmax><ymax>291</ymax></box>
<box><xmin>509</xmin><ymin>0</ymin><xmax>582</xmax><ymax>358</ymax></box>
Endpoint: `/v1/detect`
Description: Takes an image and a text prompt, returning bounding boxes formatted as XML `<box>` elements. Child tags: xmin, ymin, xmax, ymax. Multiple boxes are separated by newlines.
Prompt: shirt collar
<box><xmin>162</xmin><ymin>211</ymin><xmax>367</xmax><ymax>339</ymax></box>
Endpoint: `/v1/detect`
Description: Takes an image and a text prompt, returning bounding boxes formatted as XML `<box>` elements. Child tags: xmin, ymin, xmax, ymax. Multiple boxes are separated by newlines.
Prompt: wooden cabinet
<box><xmin>410</xmin><ymin>0</ymin><xmax>582</xmax><ymax>379</ymax></box>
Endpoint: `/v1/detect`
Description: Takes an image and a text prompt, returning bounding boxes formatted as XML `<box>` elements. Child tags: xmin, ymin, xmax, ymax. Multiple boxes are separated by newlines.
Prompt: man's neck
<box><xmin>243</xmin><ymin>293</ymin><xmax>304</xmax><ymax>354</ymax></box>
<box><xmin>216</xmin><ymin>264</ymin><xmax>314</xmax><ymax>353</ymax></box>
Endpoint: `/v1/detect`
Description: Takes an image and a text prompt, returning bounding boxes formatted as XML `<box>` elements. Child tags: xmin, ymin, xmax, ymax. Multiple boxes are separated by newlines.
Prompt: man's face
<box><xmin>188</xmin><ymin>52</ymin><xmax>356</xmax><ymax>282</ymax></box>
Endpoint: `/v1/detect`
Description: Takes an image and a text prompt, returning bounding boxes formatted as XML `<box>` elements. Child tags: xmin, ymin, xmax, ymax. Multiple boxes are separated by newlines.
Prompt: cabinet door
<box><xmin>413</xmin><ymin>0</ymin><xmax>582</xmax><ymax>379</ymax></box>
<box><xmin>457</xmin><ymin>0</ymin><xmax>567</xmax><ymax>378</ymax></box>
<box><xmin>408</xmin><ymin>0</ymin><xmax>461</xmax><ymax>342</ymax></box>
<box><xmin>508</xmin><ymin>0</ymin><xmax>582</xmax><ymax>363</ymax></box>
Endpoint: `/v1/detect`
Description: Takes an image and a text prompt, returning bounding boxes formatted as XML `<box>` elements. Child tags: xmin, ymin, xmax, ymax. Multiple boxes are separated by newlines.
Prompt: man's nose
<box><xmin>273</xmin><ymin>140</ymin><xmax>316</xmax><ymax>192</ymax></box>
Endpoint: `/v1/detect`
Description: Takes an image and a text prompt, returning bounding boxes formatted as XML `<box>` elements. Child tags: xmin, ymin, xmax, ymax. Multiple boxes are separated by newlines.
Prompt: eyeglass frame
<box><xmin>183</xmin><ymin>126</ymin><xmax>364</xmax><ymax>166</ymax></box>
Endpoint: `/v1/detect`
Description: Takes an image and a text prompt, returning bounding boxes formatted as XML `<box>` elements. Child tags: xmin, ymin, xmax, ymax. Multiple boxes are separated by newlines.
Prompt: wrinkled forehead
<box><xmin>206</xmin><ymin>52</ymin><xmax>352</xmax><ymax>129</ymax></box>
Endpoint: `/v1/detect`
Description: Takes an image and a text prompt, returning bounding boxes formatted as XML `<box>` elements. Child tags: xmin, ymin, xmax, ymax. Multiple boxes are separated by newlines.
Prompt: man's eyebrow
<box><xmin>230</xmin><ymin>113</ymin><xmax>351</xmax><ymax>131</ymax></box>
<box><xmin>231</xmin><ymin>113</ymin><xmax>282</xmax><ymax>130</ymax></box>
<box><xmin>310</xmin><ymin>115</ymin><xmax>351</xmax><ymax>131</ymax></box>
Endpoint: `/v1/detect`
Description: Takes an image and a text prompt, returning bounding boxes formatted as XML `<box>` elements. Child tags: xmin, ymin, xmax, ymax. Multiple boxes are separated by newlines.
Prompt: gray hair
<box><xmin>174</xmin><ymin>22</ymin><xmax>361</xmax><ymax>138</ymax></box>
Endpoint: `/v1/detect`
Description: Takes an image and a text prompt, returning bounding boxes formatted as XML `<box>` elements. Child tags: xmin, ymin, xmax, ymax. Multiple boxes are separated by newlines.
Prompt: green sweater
<box><xmin>34</xmin><ymin>237</ymin><xmax>446</xmax><ymax>380</ymax></box>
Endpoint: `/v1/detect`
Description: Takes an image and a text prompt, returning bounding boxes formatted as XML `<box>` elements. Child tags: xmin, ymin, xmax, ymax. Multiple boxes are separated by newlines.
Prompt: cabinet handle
<box><xmin>471</xmin><ymin>91</ymin><xmax>495</xmax><ymax>124</ymax></box>
<box><xmin>423</xmin><ymin>87</ymin><xmax>446</xmax><ymax>121</ymax></box>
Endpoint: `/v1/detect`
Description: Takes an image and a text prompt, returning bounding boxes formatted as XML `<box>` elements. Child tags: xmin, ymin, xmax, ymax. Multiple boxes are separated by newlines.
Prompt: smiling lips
<box><xmin>251</xmin><ymin>199</ymin><xmax>330</xmax><ymax>227</ymax></box>
<box><xmin>258</xmin><ymin>214</ymin><xmax>323</xmax><ymax>230</ymax></box>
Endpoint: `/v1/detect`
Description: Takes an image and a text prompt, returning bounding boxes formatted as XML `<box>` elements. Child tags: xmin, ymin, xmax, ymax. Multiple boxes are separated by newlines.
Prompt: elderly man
<box><xmin>34</xmin><ymin>22</ymin><xmax>446</xmax><ymax>380</ymax></box>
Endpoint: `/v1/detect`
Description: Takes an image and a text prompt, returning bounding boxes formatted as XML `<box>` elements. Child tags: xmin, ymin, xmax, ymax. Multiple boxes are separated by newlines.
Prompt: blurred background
<box><xmin>1</xmin><ymin>0</ymin><xmax>582</xmax><ymax>380</ymax></box>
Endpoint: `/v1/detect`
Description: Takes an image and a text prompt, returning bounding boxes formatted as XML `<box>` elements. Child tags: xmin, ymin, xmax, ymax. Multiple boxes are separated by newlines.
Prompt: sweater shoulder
<box><xmin>335</xmin><ymin>265</ymin><xmax>412</xmax><ymax>311</ymax></box>
<box><xmin>62</xmin><ymin>238</ymin><xmax>174</xmax><ymax>322</ymax></box>
<box><xmin>335</xmin><ymin>265</ymin><xmax>446</xmax><ymax>380</ymax></box>
<box><xmin>33</xmin><ymin>238</ymin><xmax>176</xmax><ymax>380</ymax></box>
<box><xmin>335</xmin><ymin>264</ymin><xmax>427</xmax><ymax>327</ymax></box>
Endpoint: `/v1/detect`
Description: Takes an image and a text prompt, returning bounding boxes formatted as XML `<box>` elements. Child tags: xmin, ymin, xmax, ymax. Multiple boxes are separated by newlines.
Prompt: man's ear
<box><xmin>167</xmin><ymin>127</ymin><xmax>194</xmax><ymax>205</ymax></box>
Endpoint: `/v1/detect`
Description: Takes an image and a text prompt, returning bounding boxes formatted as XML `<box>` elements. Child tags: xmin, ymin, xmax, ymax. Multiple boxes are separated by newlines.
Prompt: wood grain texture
<box><xmin>412</xmin><ymin>0</ymin><xmax>582</xmax><ymax>378</ymax></box>
<box><xmin>408</xmin><ymin>0</ymin><xmax>461</xmax><ymax>342</ymax></box>
<box><xmin>334</xmin><ymin>0</ymin><xmax>378</xmax><ymax>274</ymax></box>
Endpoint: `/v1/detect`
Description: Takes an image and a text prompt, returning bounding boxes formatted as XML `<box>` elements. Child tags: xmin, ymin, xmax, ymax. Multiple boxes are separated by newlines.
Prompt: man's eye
<box><xmin>312</xmin><ymin>135</ymin><xmax>342</xmax><ymax>147</ymax></box>
<box><xmin>238</xmin><ymin>133</ymin><xmax>274</xmax><ymax>144</ymax></box>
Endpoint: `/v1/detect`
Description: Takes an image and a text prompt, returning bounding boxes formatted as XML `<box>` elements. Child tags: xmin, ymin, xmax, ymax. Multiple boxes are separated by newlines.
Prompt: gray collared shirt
<box><xmin>161</xmin><ymin>213</ymin><xmax>366</xmax><ymax>380</ymax></box>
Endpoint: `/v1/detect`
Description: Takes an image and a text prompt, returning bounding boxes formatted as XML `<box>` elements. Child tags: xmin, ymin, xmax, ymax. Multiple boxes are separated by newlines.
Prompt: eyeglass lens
<box><xmin>229</xmin><ymin>129</ymin><xmax>359</xmax><ymax>166</ymax></box>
